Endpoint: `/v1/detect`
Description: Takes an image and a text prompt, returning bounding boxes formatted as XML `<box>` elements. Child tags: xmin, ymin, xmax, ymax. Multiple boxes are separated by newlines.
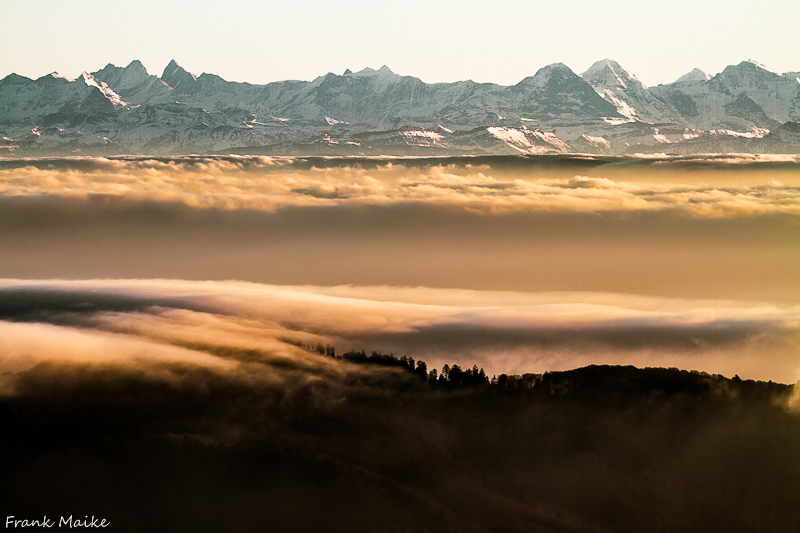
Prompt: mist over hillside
<box><xmin>3</xmin><ymin>327</ymin><xmax>798</xmax><ymax>532</ymax></box>
<box><xmin>0</xmin><ymin>276</ymin><xmax>797</xmax><ymax>532</ymax></box>
<box><xmin>1</xmin><ymin>152</ymin><xmax>798</xmax><ymax>530</ymax></box>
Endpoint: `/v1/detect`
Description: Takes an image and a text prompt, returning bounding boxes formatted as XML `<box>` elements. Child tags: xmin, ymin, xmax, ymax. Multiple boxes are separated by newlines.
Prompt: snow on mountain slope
<box><xmin>1</xmin><ymin>59</ymin><xmax>798</xmax><ymax>156</ymax></box>
<box><xmin>672</xmin><ymin>68</ymin><xmax>711</xmax><ymax>84</ymax></box>
<box><xmin>92</xmin><ymin>60</ymin><xmax>173</xmax><ymax>104</ymax></box>
<box><xmin>161</xmin><ymin>59</ymin><xmax>197</xmax><ymax>93</ymax></box>
<box><xmin>783</xmin><ymin>71</ymin><xmax>800</xmax><ymax>84</ymax></box>
<box><xmin>709</xmin><ymin>60</ymin><xmax>800</xmax><ymax>123</ymax></box>
<box><xmin>486</xmin><ymin>126</ymin><xmax>569</xmax><ymax>154</ymax></box>
<box><xmin>0</xmin><ymin>71</ymin><xmax>127</xmax><ymax>122</ymax></box>
<box><xmin>399</xmin><ymin>126</ymin><xmax>446</xmax><ymax>147</ymax></box>
<box><xmin>650</xmin><ymin>60</ymin><xmax>800</xmax><ymax>130</ymax></box>
<box><xmin>79</xmin><ymin>72</ymin><xmax>128</xmax><ymax>108</ymax></box>
<box><xmin>573</xmin><ymin>134</ymin><xmax>613</xmax><ymax>154</ymax></box>
<box><xmin>513</xmin><ymin>63</ymin><xmax>622</xmax><ymax>123</ymax></box>
<box><xmin>581</xmin><ymin>59</ymin><xmax>675</xmax><ymax>123</ymax></box>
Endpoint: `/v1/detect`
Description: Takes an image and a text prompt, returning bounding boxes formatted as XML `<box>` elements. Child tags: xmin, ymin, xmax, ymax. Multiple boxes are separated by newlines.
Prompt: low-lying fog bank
<box><xmin>2</xmin><ymin>311</ymin><xmax>798</xmax><ymax>532</ymax></box>
<box><xmin>1</xmin><ymin>279</ymin><xmax>798</xmax><ymax>383</ymax></box>
<box><xmin>2</xmin><ymin>155</ymin><xmax>798</xmax><ymax>531</ymax></box>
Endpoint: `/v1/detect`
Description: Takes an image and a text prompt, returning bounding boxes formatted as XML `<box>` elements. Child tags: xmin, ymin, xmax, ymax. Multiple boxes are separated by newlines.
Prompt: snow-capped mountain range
<box><xmin>1</xmin><ymin>59</ymin><xmax>799</xmax><ymax>156</ymax></box>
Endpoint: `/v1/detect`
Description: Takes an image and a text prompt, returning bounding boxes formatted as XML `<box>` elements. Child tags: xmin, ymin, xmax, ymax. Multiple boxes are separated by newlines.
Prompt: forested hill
<box><xmin>2</xmin><ymin>349</ymin><xmax>798</xmax><ymax>533</ymax></box>
<box><xmin>305</xmin><ymin>341</ymin><xmax>790</xmax><ymax>401</ymax></box>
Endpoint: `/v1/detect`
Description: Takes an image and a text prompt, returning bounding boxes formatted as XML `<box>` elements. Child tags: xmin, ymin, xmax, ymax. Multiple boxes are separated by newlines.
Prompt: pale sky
<box><xmin>2</xmin><ymin>0</ymin><xmax>798</xmax><ymax>87</ymax></box>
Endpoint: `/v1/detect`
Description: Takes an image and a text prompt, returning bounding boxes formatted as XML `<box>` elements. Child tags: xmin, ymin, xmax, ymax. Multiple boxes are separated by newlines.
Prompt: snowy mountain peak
<box><xmin>347</xmin><ymin>66</ymin><xmax>400</xmax><ymax>82</ymax></box>
<box><xmin>672</xmin><ymin>68</ymin><xmax>711</xmax><ymax>84</ymax></box>
<box><xmin>522</xmin><ymin>63</ymin><xmax>578</xmax><ymax>88</ymax></box>
<box><xmin>714</xmin><ymin>60</ymin><xmax>785</xmax><ymax>88</ymax></box>
<box><xmin>745</xmin><ymin>59</ymin><xmax>768</xmax><ymax>70</ymax></box>
<box><xmin>725</xmin><ymin>60</ymin><xmax>778</xmax><ymax>76</ymax></box>
<box><xmin>93</xmin><ymin>61</ymin><xmax>152</xmax><ymax>85</ymax></box>
<box><xmin>582</xmin><ymin>59</ymin><xmax>643</xmax><ymax>90</ymax></box>
<box><xmin>90</xmin><ymin>61</ymin><xmax>172</xmax><ymax>105</ymax></box>
<box><xmin>196</xmin><ymin>72</ymin><xmax>227</xmax><ymax>84</ymax></box>
<box><xmin>163</xmin><ymin>59</ymin><xmax>196</xmax><ymax>80</ymax></box>
<box><xmin>42</xmin><ymin>72</ymin><xmax>74</xmax><ymax>82</ymax></box>
<box><xmin>3</xmin><ymin>58</ymin><xmax>799</xmax><ymax>156</ymax></box>
<box><xmin>584</xmin><ymin>59</ymin><xmax>623</xmax><ymax>75</ymax></box>
<box><xmin>79</xmin><ymin>71</ymin><xmax>101</xmax><ymax>89</ymax></box>
<box><xmin>124</xmin><ymin>59</ymin><xmax>147</xmax><ymax>75</ymax></box>
<box><xmin>353</xmin><ymin>66</ymin><xmax>390</xmax><ymax>75</ymax></box>
<box><xmin>0</xmin><ymin>73</ymin><xmax>31</xmax><ymax>86</ymax></box>
<box><xmin>541</xmin><ymin>63</ymin><xmax>572</xmax><ymax>72</ymax></box>
<box><xmin>161</xmin><ymin>60</ymin><xmax>197</xmax><ymax>91</ymax></box>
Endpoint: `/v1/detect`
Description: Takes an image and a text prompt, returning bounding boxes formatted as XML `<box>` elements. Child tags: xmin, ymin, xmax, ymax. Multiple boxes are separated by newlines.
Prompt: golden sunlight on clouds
<box><xmin>0</xmin><ymin>320</ymin><xmax>236</xmax><ymax>375</ymax></box>
<box><xmin>0</xmin><ymin>156</ymin><xmax>798</xmax><ymax>216</ymax></box>
<box><xmin>1</xmin><ymin>156</ymin><xmax>798</xmax><ymax>383</ymax></box>
<box><xmin>1</xmin><ymin>279</ymin><xmax>798</xmax><ymax>383</ymax></box>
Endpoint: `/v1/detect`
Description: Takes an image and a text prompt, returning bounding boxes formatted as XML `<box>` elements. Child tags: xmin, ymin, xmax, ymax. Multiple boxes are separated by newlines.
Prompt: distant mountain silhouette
<box><xmin>2</xmin><ymin>59</ymin><xmax>798</xmax><ymax>156</ymax></box>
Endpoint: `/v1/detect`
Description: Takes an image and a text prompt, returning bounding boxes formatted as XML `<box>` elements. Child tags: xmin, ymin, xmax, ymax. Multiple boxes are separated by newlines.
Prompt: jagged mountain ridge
<box><xmin>581</xmin><ymin>59</ymin><xmax>677</xmax><ymax>124</ymax></box>
<box><xmin>1</xmin><ymin>58</ymin><xmax>799</xmax><ymax>156</ymax></box>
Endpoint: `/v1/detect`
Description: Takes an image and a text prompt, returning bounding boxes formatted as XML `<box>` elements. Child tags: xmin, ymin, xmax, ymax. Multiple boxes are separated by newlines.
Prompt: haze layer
<box><xmin>1</xmin><ymin>154</ymin><xmax>798</xmax><ymax>382</ymax></box>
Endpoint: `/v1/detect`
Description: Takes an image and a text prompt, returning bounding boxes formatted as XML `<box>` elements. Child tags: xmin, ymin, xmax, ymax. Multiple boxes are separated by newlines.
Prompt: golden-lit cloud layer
<box><xmin>2</xmin><ymin>279</ymin><xmax>798</xmax><ymax>384</ymax></box>
<box><xmin>2</xmin><ymin>157</ymin><xmax>798</xmax><ymax>532</ymax></box>
<box><xmin>0</xmin><ymin>155</ymin><xmax>798</xmax><ymax>216</ymax></box>
<box><xmin>1</xmin><ymin>156</ymin><xmax>798</xmax><ymax>384</ymax></box>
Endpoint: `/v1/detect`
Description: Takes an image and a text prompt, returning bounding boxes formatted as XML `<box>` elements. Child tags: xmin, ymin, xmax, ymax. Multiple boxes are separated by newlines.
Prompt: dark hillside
<box><xmin>1</xmin><ymin>354</ymin><xmax>797</xmax><ymax>532</ymax></box>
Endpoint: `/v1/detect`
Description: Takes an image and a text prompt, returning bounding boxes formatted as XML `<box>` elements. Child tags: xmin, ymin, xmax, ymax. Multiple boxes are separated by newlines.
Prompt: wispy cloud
<box><xmin>1</xmin><ymin>279</ymin><xmax>798</xmax><ymax>383</ymax></box>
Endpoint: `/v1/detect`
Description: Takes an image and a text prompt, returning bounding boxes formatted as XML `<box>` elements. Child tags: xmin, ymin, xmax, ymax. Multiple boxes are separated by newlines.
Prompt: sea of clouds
<box><xmin>1</xmin><ymin>279</ymin><xmax>798</xmax><ymax>384</ymax></box>
<box><xmin>0</xmin><ymin>154</ymin><xmax>798</xmax><ymax>216</ymax></box>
